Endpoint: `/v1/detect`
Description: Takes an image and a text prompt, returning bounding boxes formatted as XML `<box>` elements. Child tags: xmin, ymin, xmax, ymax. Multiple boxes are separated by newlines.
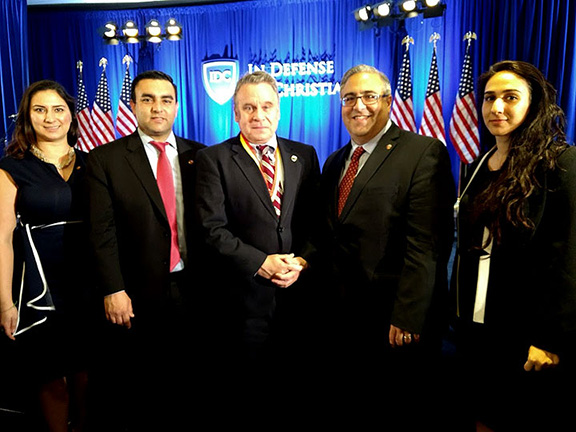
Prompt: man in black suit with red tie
<box><xmin>194</xmin><ymin>71</ymin><xmax>320</xmax><ymax>393</ymax></box>
<box><xmin>315</xmin><ymin>64</ymin><xmax>455</xmax><ymax>425</ymax></box>
<box><xmin>86</xmin><ymin>70</ymin><xmax>205</xmax><ymax>430</ymax></box>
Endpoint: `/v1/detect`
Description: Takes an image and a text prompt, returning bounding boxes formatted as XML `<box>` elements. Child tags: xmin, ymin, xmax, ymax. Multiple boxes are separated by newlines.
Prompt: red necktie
<box><xmin>258</xmin><ymin>145</ymin><xmax>282</xmax><ymax>217</ymax></box>
<box><xmin>338</xmin><ymin>146</ymin><xmax>365</xmax><ymax>216</ymax></box>
<box><xmin>150</xmin><ymin>141</ymin><xmax>180</xmax><ymax>271</ymax></box>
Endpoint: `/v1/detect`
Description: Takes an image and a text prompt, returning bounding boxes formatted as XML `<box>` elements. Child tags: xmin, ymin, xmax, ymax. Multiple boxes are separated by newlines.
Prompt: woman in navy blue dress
<box><xmin>0</xmin><ymin>80</ymin><xmax>95</xmax><ymax>432</ymax></box>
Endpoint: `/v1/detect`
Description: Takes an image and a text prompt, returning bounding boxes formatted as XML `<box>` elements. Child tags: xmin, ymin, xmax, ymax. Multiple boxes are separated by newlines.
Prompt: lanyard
<box><xmin>239</xmin><ymin>133</ymin><xmax>284</xmax><ymax>199</ymax></box>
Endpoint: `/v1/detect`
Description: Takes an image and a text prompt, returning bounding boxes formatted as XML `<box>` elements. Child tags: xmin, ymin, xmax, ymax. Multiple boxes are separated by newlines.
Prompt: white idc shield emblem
<box><xmin>202</xmin><ymin>60</ymin><xmax>239</xmax><ymax>105</ymax></box>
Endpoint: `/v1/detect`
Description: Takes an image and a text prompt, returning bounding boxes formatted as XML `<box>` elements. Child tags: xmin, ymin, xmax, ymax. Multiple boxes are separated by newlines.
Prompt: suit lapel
<box><xmin>278</xmin><ymin>138</ymin><xmax>302</xmax><ymax>222</ymax></box>
<box><xmin>230</xmin><ymin>136</ymin><xmax>278</xmax><ymax>219</ymax></box>
<box><xmin>338</xmin><ymin>125</ymin><xmax>401</xmax><ymax>220</ymax></box>
<box><xmin>125</xmin><ymin>133</ymin><xmax>167</xmax><ymax>221</ymax></box>
<box><xmin>176</xmin><ymin>137</ymin><xmax>196</xmax><ymax>201</ymax></box>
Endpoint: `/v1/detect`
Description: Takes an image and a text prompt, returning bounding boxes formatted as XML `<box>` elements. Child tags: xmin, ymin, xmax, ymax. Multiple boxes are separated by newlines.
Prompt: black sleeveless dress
<box><xmin>0</xmin><ymin>149</ymin><xmax>96</xmax><ymax>381</ymax></box>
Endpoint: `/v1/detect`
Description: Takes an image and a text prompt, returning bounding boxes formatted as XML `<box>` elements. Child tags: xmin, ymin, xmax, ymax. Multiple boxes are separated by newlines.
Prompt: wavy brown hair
<box><xmin>475</xmin><ymin>60</ymin><xmax>568</xmax><ymax>243</ymax></box>
<box><xmin>6</xmin><ymin>80</ymin><xmax>78</xmax><ymax>159</ymax></box>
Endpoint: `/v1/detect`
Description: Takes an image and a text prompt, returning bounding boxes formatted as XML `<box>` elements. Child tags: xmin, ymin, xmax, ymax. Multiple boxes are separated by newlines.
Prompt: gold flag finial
<box><xmin>99</xmin><ymin>57</ymin><xmax>108</xmax><ymax>70</ymax></box>
<box><xmin>429</xmin><ymin>32</ymin><xmax>441</xmax><ymax>48</ymax></box>
<box><xmin>401</xmin><ymin>35</ymin><xmax>414</xmax><ymax>51</ymax></box>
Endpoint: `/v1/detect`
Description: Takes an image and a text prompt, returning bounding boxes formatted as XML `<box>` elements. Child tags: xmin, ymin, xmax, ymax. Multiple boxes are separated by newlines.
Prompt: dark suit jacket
<box><xmin>85</xmin><ymin>132</ymin><xmax>205</xmax><ymax>314</ymax></box>
<box><xmin>319</xmin><ymin>123</ymin><xmax>455</xmax><ymax>337</ymax></box>
<box><xmin>194</xmin><ymin>134</ymin><xmax>320</xmax><ymax>343</ymax></box>
<box><xmin>454</xmin><ymin>145</ymin><xmax>576</xmax><ymax>359</ymax></box>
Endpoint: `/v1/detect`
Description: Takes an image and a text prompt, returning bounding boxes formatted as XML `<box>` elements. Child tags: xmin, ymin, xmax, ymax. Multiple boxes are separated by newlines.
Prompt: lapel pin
<box><xmin>187</xmin><ymin>159</ymin><xmax>194</xmax><ymax>165</ymax></box>
<box><xmin>386</xmin><ymin>144</ymin><xmax>393</xmax><ymax>150</ymax></box>
<box><xmin>291</xmin><ymin>155</ymin><xmax>298</xmax><ymax>162</ymax></box>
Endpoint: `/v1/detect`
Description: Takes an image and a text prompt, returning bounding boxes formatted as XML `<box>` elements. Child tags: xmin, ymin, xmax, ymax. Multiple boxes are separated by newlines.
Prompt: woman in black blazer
<box><xmin>452</xmin><ymin>60</ymin><xmax>576</xmax><ymax>430</ymax></box>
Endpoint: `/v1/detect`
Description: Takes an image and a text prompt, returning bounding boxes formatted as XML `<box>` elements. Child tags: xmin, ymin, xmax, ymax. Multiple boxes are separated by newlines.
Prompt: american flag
<box><xmin>390</xmin><ymin>41</ymin><xmax>417</xmax><ymax>132</ymax></box>
<box><xmin>91</xmin><ymin>63</ymin><xmax>116</xmax><ymax>146</ymax></box>
<box><xmin>419</xmin><ymin>45</ymin><xmax>446</xmax><ymax>144</ymax></box>
<box><xmin>75</xmin><ymin>64</ymin><xmax>96</xmax><ymax>151</ymax></box>
<box><xmin>116</xmin><ymin>66</ymin><xmax>137</xmax><ymax>137</ymax></box>
<box><xmin>449</xmin><ymin>38</ymin><xmax>480</xmax><ymax>164</ymax></box>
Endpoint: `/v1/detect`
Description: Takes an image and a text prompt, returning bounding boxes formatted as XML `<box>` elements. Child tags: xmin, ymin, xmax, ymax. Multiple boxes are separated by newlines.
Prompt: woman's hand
<box><xmin>524</xmin><ymin>345</ymin><xmax>560</xmax><ymax>371</ymax></box>
<box><xmin>0</xmin><ymin>304</ymin><xmax>18</xmax><ymax>340</ymax></box>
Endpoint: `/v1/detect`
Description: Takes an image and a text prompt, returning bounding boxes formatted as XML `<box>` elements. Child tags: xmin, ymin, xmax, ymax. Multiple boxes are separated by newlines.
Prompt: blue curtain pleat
<box><xmin>0</xmin><ymin>0</ymin><xmax>28</xmax><ymax>155</ymax></box>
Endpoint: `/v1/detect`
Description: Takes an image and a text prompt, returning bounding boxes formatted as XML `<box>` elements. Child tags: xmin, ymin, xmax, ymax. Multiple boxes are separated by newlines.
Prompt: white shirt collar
<box><xmin>247</xmin><ymin>134</ymin><xmax>278</xmax><ymax>151</ymax></box>
<box><xmin>137</xmin><ymin>128</ymin><xmax>177</xmax><ymax>149</ymax></box>
<box><xmin>350</xmin><ymin>119</ymin><xmax>392</xmax><ymax>155</ymax></box>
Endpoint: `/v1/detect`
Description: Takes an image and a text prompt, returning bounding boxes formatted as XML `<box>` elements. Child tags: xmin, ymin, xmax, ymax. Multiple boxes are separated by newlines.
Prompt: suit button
<box><xmin>278</xmin><ymin>226</ymin><xmax>284</xmax><ymax>233</ymax></box>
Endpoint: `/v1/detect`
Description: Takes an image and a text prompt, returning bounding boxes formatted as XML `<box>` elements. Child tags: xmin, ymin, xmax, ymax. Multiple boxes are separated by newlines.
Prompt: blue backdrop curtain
<box><xmin>19</xmin><ymin>0</ymin><xmax>576</xmax><ymax>184</ymax></box>
<box><xmin>0</xmin><ymin>0</ymin><xmax>28</xmax><ymax>156</ymax></box>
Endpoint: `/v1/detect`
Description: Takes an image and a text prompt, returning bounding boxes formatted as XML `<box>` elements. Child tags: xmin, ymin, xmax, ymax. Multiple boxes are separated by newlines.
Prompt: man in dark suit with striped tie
<box><xmin>194</xmin><ymin>71</ymin><xmax>320</xmax><ymax>388</ymax></box>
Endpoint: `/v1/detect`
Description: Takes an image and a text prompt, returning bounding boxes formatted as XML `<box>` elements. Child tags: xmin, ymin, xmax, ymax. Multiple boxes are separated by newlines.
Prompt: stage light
<box><xmin>103</xmin><ymin>22</ymin><xmax>117</xmax><ymax>38</ymax></box>
<box><xmin>351</xmin><ymin>1</ymin><xmax>446</xmax><ymax>30</ymax></box>
<box><xmin>401</xmin><ymin>0</ymin><xmax>417</xmax><ymax>12</ymax></box>
<box><xmin>146</xmin><ymin>19</ymin><xmax>162</xmax><ymax>43</ymax></box>
<box><xmin>423</xmin><ymin>1</ymin><xmax>446</xmax><ymax>18</ymax></box>
<box><xmin>165</xmin><ymin>18</ymin><xmax>182</xmax><ymax>40</ymax></box>
<box><xmin>101</xmin><ymin>21</ymin><xmax>119</xmax><ymax>44</ymax></box>
<box><xmin>373</xmin><ymin>2</ymin><xmax>392</xmax><ymax>17</ymax></box>
<box><xmin>122</xmin><ymin>20</ymin><xmax>139</xmax><ymax>38</ymax></box>
<box><xmin>146</xmin><ymin>20</ymin><xmax>162</xmax><ymax>37</ymax></box>
<box><xmin>354</xmin><ymin>5</ymin><xmax>372</xmax><ymax>22</ymax></box>
<box><xmin>101</xmin><ymin>18</ymin><xmax>181</xmax><ymax>45</ymax></box>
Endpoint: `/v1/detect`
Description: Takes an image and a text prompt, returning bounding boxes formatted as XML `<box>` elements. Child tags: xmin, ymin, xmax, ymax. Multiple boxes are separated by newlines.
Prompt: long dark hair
<box><xmin>475</xmin><ymin>60</ymin><xmax>568</xmax><ymax>242</ymax></box>
<box><xmin>6</xmin><ymin>80</ymin><xmax>78</xmax><ymax>158</ymax></box>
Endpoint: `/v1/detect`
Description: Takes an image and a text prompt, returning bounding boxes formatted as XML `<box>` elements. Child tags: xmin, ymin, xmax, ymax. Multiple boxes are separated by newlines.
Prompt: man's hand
<box><xmin>524</xmin><ymin>345</ymin><xmax>560</xmax><ymax>371</ymax></box>
<box><xmin>257</xmin><ymin>254</ymin><xmax>305</xmax><ymax>288</ymax></box>
<box><xmin>104</xmin><ymin>291</ymin><xmax>134</xmax><ymax>329</ymax></box>
<box><xmin>389</xmin><ymin>324</ymin><xmax>420</xmax><ymax>348</ymax></box>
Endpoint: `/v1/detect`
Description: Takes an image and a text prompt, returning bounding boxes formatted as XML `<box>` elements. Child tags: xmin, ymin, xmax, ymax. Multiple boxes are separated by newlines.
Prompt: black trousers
<box><xmin>87</xmin><ymin>271</ymin><xmax>205</xmax><ymax>431</ymax></box>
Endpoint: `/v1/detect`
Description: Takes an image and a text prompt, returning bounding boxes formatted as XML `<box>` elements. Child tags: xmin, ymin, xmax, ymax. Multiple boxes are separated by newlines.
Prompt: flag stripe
<box><xmin>391</xmin><ymin>46</ymin><xmax>417</xmax><ymax>132</ymax></box>
<box><xmin>92</xmin><ymin>67</ymin><xmax>115</xmax><ymax>146</ymax></box>
<box><xmin>116</xmin><ymin>67</ymin><xmax>138</xmax><ymax>137</ymax></box>
<box><xmin>419</xmin><ymin>47</ymin><xmax>446</xmax><ymax>144</ymax></box>
<box><xmin>75</xmin><ymin>67</ymin><xmax>97</xmax><ymax>152</ymax></box>
<box><xmin>448</xmin><ymin>41</ymin><xmax>480</xmax><ymax>164</ymax></box>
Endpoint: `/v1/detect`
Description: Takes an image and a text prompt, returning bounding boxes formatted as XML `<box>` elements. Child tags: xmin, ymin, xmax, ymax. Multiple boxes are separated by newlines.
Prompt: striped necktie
<box><xmin>338</xmin><ymin>146</ymin><xmax>365</xmax><ymax>216</ymax></box>
<box><xmin>258</xmin><ymin>145</ymin><xmax>282</xmax><ymax>217</ymax></box>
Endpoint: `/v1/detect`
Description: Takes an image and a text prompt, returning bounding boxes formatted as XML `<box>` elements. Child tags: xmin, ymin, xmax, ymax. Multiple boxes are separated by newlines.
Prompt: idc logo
<box><xmin>202</xmin><ymin>59</ymin><xmax>239</xmax><ymax>105</ymax></box>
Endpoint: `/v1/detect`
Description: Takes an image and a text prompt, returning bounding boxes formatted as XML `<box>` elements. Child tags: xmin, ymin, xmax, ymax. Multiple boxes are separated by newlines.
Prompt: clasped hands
<box><xmin>257</xmin><ymin>253</ymin><xmax>307</xmax><ymax>288</ymax></box>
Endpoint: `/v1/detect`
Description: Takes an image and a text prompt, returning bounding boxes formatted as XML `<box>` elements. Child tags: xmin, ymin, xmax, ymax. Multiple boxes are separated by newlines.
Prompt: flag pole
<box><xmin>459</xmin><ymin>31</ymin><xmax>477</xmax><ymax>187</ymax></box>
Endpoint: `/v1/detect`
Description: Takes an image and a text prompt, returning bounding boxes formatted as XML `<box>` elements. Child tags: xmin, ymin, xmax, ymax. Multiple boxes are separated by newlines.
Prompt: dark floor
<box><xmin>1</xmin><ymin>333</ymin><xmax>460</xmax><ymax>431</ymax></box>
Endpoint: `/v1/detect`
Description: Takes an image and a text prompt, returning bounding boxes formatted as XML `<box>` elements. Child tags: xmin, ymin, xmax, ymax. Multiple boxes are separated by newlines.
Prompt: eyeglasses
<box><xmin>341</xmin><ymin>93</ymin><xmax>389</xmax><ymax>107</ymax></box>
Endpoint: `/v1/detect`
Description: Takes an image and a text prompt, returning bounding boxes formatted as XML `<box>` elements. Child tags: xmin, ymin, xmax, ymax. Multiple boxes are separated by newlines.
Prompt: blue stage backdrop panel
<box><xmin>25</xmin><ymin>0</ymin><xmax>576</xmax><ymax>186</ymax></box>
